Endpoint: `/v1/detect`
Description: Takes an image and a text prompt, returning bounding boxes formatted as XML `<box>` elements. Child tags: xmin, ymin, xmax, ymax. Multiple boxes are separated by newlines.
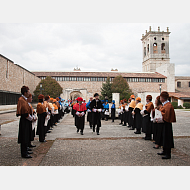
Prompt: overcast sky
<box><xmin>0</xmin><ymin>23</ymin><xmax>190</xmax><ymax>76</ymax></box>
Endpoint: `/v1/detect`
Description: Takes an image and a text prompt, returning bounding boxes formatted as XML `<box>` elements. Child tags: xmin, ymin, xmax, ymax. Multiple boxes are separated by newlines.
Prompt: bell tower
<box><xmin>141</xmin><ymin>26</ymin><xmax>170</xmax><ymax>72</ymax></box>
<box><xmin>141</xmin><ymin>26</ymin><xmax>175</xmax><ymax>92</ymax></box>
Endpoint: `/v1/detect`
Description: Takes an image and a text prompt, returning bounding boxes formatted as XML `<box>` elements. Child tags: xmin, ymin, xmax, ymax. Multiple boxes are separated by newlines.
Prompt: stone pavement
<box><xmin>0</xmin><ymin>109</ymin><xmax>190</xmax><ymax>166</ymax></box>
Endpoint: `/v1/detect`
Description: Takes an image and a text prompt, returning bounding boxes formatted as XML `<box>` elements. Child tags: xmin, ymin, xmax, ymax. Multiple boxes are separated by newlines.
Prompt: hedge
<box><xmin>183</xmin><ymin>102</ymin><xmax>190</xmax><ymax>109</ymax></box>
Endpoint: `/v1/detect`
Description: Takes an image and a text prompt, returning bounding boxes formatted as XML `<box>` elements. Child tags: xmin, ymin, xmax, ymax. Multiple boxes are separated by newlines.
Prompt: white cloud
<box><xmin>0</xmin><ymin>23</ymin><xmax>190</xmax><ymax>75</ymax></box>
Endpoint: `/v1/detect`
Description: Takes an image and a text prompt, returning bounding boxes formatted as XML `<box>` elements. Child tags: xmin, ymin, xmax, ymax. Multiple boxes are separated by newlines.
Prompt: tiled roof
<box><xmin>169</xmin><ymin>92</ymin><xmax>190</xmax><ymax>99</ymax></box>
<box><xmin>32</xmin><ymin>71</ymin><xmax>167</xmax><ymax>78</ymax></box>
<box><xmin>175</xmin><ymin>76</ymin><xmax>190</xmax><ymax>80</ymax></box>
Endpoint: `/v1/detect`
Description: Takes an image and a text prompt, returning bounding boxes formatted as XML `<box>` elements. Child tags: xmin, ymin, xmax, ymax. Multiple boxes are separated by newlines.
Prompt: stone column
<box><xmin>112</xmin><ymin>93</ymin><xmax>120</xmax><ymax>108</ymax></box>
<box><xmin>178</xmin><ymin>99</ymin><xmax>184</xmax><ymax>107</ymax></box>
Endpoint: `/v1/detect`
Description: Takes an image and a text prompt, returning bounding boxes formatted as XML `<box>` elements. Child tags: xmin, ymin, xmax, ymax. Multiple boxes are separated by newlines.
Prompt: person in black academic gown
<box><xmin>152</xmin><ymin>96</ymin><xmax>163</xmax><ymax>149</ymax></box>
<box><xmin>141</xmin><ymin>95</ymin><xmax>154</xmax><ymax>140</ymax></box>
<box><xmin>36</xmin><ymin>94</ymin><xmax>47</xmax><ymax>142</ymax></box>
<box><xmin>27</xmin><ymin>93</ymin><xmax>37</xmax><ymax>149</ymax></box>
<box><xmin>74</xmin><ymin>97</ymin><xmax>87</xmax><ymax>135</ymax></box>
<box><xmin>133</xmin><ymin>97</ymin><xmax>143</xmax><ymax>134</ymax></box>
<box><xmin>90</xmin><ymin>93</ymin><xmax>103</xmax><ymax>135</ymax></box>
<box><xmin>128</xmin><ymin>95</ymin><xmax>136</xmax><ymax>130</ymax></box>
<box><xmin>17</xmin><ymin>86</ymin><xmax>35</xmax><ymax>158</ymax></box>
<box><xmin>157</xmin><ymin>91</ymin><xmax>176</xmax><ymax>159</ymax></box>
<box><xmin>111</xmin><ymin>100</ymin><xmax>116</xmax><ymax>122</ymax></box>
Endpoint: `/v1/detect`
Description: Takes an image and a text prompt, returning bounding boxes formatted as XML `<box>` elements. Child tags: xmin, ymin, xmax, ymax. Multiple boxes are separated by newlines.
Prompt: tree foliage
<box><xmin>33</xmin><ymin>76</ymin><xmax>63</xmax><ymax>101</ymax></box>
<box><xmin>111</xmin><ymin>75</ymin><xmax>133</xmax><ymax>100</ymax></box>
<box><xmin>100</xmin><ymin>77</ymin><xmax>112</xmax><ymax>102</ymax></box>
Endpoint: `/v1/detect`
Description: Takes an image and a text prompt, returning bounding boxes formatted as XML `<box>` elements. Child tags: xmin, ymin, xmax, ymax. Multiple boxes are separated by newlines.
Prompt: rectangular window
<box><xmin>84</xmin><ymin>77</ymin><xmax>90</xmax><ymax>81</ymax></box>
<box><xmin>146</xmin><ymin>78</ymin><xmax>151</xmax><ymax>82</ymax></box>
<box><xmin>77</xmin><ymin>77</ymin><xmax>83</xmax><ymax>81</ymax></box>
<box><xmin>91</xmin><ymin>77</ymin><xmax>97</xmax><ymax>81</ymax></box>
<box><xmin>177</xmin><ymin>82</ymin><xmax>181</xmax><ymax>88</ymax></box>
<box><xmin>152</xmin><ymin>78</ymin><xmax>158</xmax><ymax>82</ymax></box>
<box><xmin>71</xmin><ymin>77</ymin><xmax>76</xmax><ymax>81</ymax></box>
<box><xmin>98</xmin><ymin>77</ymin><xmax>103</xmax><ymax>81</ymax></box>
<box><xmin>60</xmin><ymin>77</ymin><xmax>63</xmax><ymax>81</ymax></box>
<box><xmin>139</xmin><ymin>78</ymin><xmax>145</xmax><ymax>82</ymax></box>
<box><xmin>189</xmin><ymin>82</ymin><xmax>190</xmax><ymax>87</ymax></box>
<box><xmin>65</xmin><ymin>77</ymin><xmax>70</xmax><ymax>81</ymax></box>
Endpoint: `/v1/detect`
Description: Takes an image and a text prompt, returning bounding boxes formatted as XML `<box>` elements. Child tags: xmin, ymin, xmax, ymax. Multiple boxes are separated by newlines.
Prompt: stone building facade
<box><xmin>33</xmin><ymin>71</ymin><xmax>167</xmax><ymax>104</ymax></box>
<box><xmin>0</xmin><ymin>54</ymin><xmax>41</xmax><ymax>105</ymax></box>
<box><xmin>175</xmin><ymin>76</ymin><xmax>190</xmax><ymax>94</ymax></box>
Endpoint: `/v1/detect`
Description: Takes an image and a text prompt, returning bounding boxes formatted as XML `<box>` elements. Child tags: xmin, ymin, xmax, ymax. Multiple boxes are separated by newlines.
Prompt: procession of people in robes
<box><xmin>17</xmin><ymin>85</ymin><xmax>176</xmax><ymax>160</ymax></box>
<box><xmin>16</xmin><ymin>86</ymin><xmax>69</xmax><ymax>158</ymax></box>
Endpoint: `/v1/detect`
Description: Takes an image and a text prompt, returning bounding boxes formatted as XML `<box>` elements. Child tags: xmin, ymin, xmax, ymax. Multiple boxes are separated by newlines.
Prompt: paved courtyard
<box><xmin>0</xmin><ymin>109</ymin><xmax>190</xmax><ymax>166</ymax></box>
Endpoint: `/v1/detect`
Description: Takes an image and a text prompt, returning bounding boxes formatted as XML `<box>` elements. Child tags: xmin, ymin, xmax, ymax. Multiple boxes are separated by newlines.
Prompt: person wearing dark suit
<box><xmin>90</xmin><ymin>93</ymin><xmax>103</xmax><ymax>135</ymax></box>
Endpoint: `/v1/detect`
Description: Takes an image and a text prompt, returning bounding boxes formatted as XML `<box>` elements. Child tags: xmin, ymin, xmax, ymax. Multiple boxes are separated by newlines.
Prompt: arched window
<box><xmin>147</xmin><ymin>44</ymin><xmax>149</xmax><ymax>53</ymax></box>
<box><xmin>161</xmin><ymin>43</ymin><xmax>166</xmax><ymax>53</ymax></box>
<box><xmin>153</xmin><ymin>43</ymin><xmax>158</xmax><ymax>54</ymax></box>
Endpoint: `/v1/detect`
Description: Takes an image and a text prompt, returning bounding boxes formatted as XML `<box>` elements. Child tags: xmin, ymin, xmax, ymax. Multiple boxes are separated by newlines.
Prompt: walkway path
<box><xmin>0</xmin><ymin>110</ymin><xmax>190</xmax><ymax>166</ymax></box>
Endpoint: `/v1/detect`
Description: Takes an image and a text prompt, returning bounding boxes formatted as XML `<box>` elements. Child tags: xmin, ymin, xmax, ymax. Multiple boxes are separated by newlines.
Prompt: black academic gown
<box><xmin>18</xmin><ymin>113</ymin><xmax>31</xmax><ymax>144</ymax></box>
<box><xmin>75</xmin><ymin>111</ymin><xmax>86</xmax><ymax>131</ymax></box>
<box><xmin>134</xmin><ymin>108</ymin><xmax>142</xmax><ymax>131</ymax></box>
<box><xmin>36</xmin><ymin>112</ymin><xmax>47</xmax><ymax>142</ymax></box>
<box><xmin>163</xmin><ymin>121</ymin><xmax>174</xmax><ymax>149</ymax></box>
<box><xmin>128</xmin><ymin>107</ymin><xmax>134</xmax><ymax>127</ymax></box>
<box><xmin>153</xmin><ymin>122</ymin><xmax>164</xmax><ymax>146</ymax></box>
<box><xmin>90</xmin><ymin>99</ymin><xmax>103</xmax><ymax>127</ymax></box>
<box><xmin>142</xmin><ymin>113</ymin><xmax>151</xmax><ymax>133</ymax></box>
<box><xmin>111</xmin><ymin>108</ymin><xmax>115</xmax><ymax>121</ymax></box>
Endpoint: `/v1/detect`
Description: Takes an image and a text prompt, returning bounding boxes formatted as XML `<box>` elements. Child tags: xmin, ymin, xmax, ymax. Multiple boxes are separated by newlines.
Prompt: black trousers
<box><xmin>21</xmin><ymin>143</ymin><xmax>28</xmax><ymax>156</ymax></box>
<box><xmin>163</xmin><ymin>147</ymin><xmax>171</xmax><ymax>156</ymax></box>
<box><xmin>93</xmin><ymin>125</ymin><xmax>100</xmax><ymax>133</ymax></box>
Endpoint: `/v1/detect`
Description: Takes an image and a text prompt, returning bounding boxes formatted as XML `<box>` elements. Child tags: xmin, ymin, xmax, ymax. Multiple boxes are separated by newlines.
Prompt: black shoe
<box><xmin>112</xmin><ymin>121</ymin><xmax>114</xmax><ymax>122</ymax></box>
<box><xmin>27</xmin><ymin>148</ymin><xmax>32</xmax><ymax>151</ymax></box>
<box><xmin>80</xmin><ymin>131</ymin><xmax>84</xmax><ymax>135</ymax></box>
<box><xmin>129</xmin><ymin>128</ymin><xmax>135</xmax><ymax>130</ymax></box>
<box><xmin>46</xmin><ymin>130</ymin><xmax>51</xmax><ymax>133</ymax></box>
<box><xmin>27</xmin><ymin>151</ymin><xmax>33</xmax><ymax>154</ymax></box>
<box><xmin>93</xmin><ymin>128</ymin><xmax>95</xmax><ymax>132</ymax></box>
<box><xmin>122</xmin><ymin>124</ymin><xmax>126</xmax><ymax>126</ymax></box>
<box><xmin>29</xmin><ymin>144</ymin><xmax>36</xmax><ymax>148</ymax></box>
<box><xmin>97</xmin><ymin>133</ymin><xmax>100</xmax><ymax>135</ymax></box>
<box><xmin>134</xmin><ymin>131</ymin><xmax>141</xmax><ymax>134</ymax></box>
<box><xmin>77</xmin><ymin>129</ymin><xmax>79</xmax><ymax>133</ymax></box>
<box><xmin>119</xmin><ymin>123</ymin><xmax>123</xmax><ymax>125</ymax></box>
<box><xmin>22</xmin><ymin>154</ymin><xmax>32</xmax><ymax>158</ymax></box>
<box><xmin>162</xmin><ymin>155</ymin><xmax>171</xmax><ymax>159</ymax></box>
<box><xmin>157</xmin><ymin>152</ymin><xmax>165</xmax><ymax>155</ymax></box>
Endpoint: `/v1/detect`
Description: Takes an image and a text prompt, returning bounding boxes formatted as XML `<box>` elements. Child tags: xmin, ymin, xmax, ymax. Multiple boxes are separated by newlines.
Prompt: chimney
<box><xmin>167</xmin><ymin>27</ymin><xmax>169</xmax><ymax>32</ymax></box>
<box><xmin>158</xmin><ymin>26</ymin><xmax>160</xmax><ymax>32</ymax></box>
<box><xmin>149</xmin><ymin>26</ymin><xmax>151</xmax><ymax>31</ymax></box>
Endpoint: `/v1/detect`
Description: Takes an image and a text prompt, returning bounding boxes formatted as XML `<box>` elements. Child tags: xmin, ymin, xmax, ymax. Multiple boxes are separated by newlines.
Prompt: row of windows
<box><xmin>41</xmin><ymin>76</ymin><xmax>165</xmax><ymax>83</ymax></box>
<box><xmin>0</xmin><ymin>92</ymin><xmax>21</xmax><ymax>105</ymax></box>
<box><xmin>177</xmin><ymin>81</ymin><xmax>190</xmax><ymax>88</ymax></box>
